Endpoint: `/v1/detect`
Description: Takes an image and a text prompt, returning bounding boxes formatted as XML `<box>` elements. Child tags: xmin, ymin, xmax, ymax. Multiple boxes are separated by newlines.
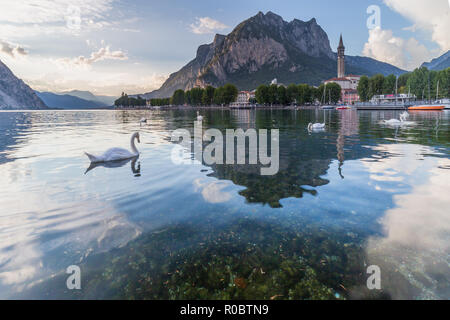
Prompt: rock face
<box><xmin>421</xmin><ymin>51</ymin><xmax>450</xmax><ymax>71</ymax></box>
<box><xmin>0</xmin><ymin>59</ymin><xmax>47</xmax><ymax>110</ymax></box>
<box><xmin>144</xmin><ymin>11</ymin><xmax>405</xmax><ymax>99</ymax></box>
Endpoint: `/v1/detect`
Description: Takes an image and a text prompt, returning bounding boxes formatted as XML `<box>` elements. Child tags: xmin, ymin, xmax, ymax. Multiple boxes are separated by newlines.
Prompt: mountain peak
<box><xmin>0</xmin><ymin>58</ymin><xmax>47</xmax><ymax>110</ymax></box>
<box><xmin>421</xmin><ymin>50</ymin><xmax>450</xmax><ymax>71</ymax></box>
<box><xmin>142</xmin><ymin>11</ymin><xmax>406</xmax><ymax>99</ymax></box>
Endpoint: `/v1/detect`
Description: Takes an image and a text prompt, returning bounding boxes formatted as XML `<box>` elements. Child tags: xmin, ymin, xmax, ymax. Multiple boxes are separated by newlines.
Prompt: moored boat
<box><xmin>408</xmin><ymin>105</ymin><xmax>445</xmax><ymax>111</ymax></box>
<box><xmin>336</xmin><ymin>105</ymin><xmax>351</xmax><ymax>110</ymax></box>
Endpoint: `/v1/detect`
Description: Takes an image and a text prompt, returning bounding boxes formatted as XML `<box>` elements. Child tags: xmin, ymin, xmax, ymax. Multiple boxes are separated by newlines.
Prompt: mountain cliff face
<box><xmin>144</xmin><ymin>11</ymin><xmax>405</xmax><ymax>99</ymax></box>
<box><xmin>0</xmin><ymin>59</ymin><xmax>47</xmax><ymax>110</ymax></box>
<box><xmin>421</xmin><ymin>51</ymin><xmax>450</xmax><ymax>71</ymax></box>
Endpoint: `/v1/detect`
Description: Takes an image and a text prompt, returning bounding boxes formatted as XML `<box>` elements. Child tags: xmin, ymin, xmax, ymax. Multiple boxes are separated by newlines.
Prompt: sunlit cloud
<box><xmin>0</xmin><ymin>0</ymin><xmax>115</xmax><ymax>39</ymax></box>
<box><xmin>383</xmin><ymin>0</ymin><xmax>450</xmax><ymax>53</ymax></box>
<box><xmin>56</xmin><ymin>46</ymin><xmax>128</xmax><ymax>66</ymax></box>
<box><xmin>190</xmin><ymin>17</ymin><xmax>229</xmax><ymax>34</ymax></box>
<box><xmin>363</xmin><ymin>27</ymin><xmax>432</xmax><ymax>70</ymax></box>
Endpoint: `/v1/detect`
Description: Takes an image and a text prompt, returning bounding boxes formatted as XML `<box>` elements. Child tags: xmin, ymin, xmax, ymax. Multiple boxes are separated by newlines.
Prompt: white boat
<box><xmin>435</xmin><ymin>99</ymin><xmax>450</xmax><ymax>109</ymax></box>
<box><xmin>320</xmin><ymin>88</ymin><xmax>335</xmax><ymax>110</ymax></box>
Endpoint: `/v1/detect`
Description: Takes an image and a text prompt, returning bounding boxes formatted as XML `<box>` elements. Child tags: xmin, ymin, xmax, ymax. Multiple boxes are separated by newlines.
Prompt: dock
<box><xmin>355</xmin><ymin>104</ymin><xmax>408</xmax><ymax>111</ymax></box>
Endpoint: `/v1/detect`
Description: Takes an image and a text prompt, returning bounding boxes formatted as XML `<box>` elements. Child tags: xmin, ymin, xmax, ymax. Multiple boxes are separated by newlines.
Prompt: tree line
<box><xmin>114</xmin><ymin>93</ymin><xmax>146</xmax><ymax>107</ymax></box>
<box><xmin>357</xmin><ymin>67</ymin><xmax>450</xmax><ymax>102</ymax></box>
<box><xmin>171</xmin><ymin>84</ymin><xmax>239</xmax><ymax>106</ymax></box>
<box><xmin>255</xmin><ymin>82</ymin><xmax>342</xmax><ymax>105</ymax></box>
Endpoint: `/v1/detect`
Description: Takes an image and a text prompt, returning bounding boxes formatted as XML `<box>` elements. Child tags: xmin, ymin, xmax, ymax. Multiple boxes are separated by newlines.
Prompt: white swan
<box><xmin>85</xmin><ymin>132</ymin><xmax>140</xmax><ymax>163</ymax></box>
<box><xmin>383</xmin><ymin>112</ymin><xmax>410</xmax><ymax>126</ymax></box>
<box><xmin>139</xmin><ymin>118</ymin><xmax>147</xmax><ymax>126</ymax></box>
<box><xmin>197</xmin><ymin>111</ymin><xmax>203</xmax><ymax>121</ymax></box>
<box><xmin>308</xmin><ymin>122</ymin><xmax>325</xmax><ymax>132</ymax></box>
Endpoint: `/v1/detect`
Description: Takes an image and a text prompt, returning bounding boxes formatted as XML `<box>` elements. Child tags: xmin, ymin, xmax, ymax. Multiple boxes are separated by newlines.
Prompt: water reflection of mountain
<box><xmin>203</xmin><ymin>109</ymin><xmax>374</xmax><ymax>208</ymax></box>
<box><xmin>151</xmin><ymin>108</ymin><xmax>382</xmax><ymax>208</ymax></box>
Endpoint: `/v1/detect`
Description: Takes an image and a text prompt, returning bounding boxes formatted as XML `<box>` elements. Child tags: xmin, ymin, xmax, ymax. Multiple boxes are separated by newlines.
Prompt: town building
<box><xmin>323</xmin><ymin>35</ymin><xmax>361</xmax><ymax>104</ymax></box>
<box><xmin>230</xmin><ymin>90</ymin><xmax>256</xmax><ymax>108</ymax></box>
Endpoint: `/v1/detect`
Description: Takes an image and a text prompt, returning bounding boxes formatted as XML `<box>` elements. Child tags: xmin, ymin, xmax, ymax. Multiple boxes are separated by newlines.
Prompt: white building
<box><xmin>324</xmin><ymin>75</ymin><xmax>360</xmax><ymax>90</ymax></box>
<box><xmin>230</xmin><ymin>90</ymin><xmax>256</xmax><ymax>108</ymax></box>
<box><xmin>323</xmin><ymin>75</ymin><xmax>361</xmax><ymax>104</ymax></box>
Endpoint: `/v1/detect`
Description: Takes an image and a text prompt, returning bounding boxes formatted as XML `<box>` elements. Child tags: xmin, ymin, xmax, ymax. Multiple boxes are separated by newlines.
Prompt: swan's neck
<box><xmin>131</xmin><ymin>135</ymin><xmax>139</xmax><ymax>154</ymax></box>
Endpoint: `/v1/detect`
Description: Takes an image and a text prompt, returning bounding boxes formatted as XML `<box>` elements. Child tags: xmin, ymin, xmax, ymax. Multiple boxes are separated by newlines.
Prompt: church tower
<box><xmin>337</xmin><ymin>34</ymin><xmax>345</xmax><ymax>78</ymax></box>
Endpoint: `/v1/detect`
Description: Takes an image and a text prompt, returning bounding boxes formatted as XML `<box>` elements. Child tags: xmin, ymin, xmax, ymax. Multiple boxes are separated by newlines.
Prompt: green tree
<box><xmin>268</xmin><ymin>84</ymin><xmax>278</xmax><ymax>105</ymax></box>
<box><xmin>190</xmin><ymin>87</ymin><xmax>204</xmax><ymax>106</ymax></box>
<box><xmin>406</xmin><ymin>67</ymin><xmax>429</xmax><ymax>99</ymax></box>
<box><xmin>325</xmin><ymin>83</ymin><xmax>341</xmax><ymax>104</ymax></box>
<box><xmin>436</xmin><ymin>68</ymin><xmax>449</xmax><ymax>98</ymax></box>
<box><xmin>369</xmin><ymin>74</ymin><xmax>385</xmax><ymax>97</ymax></box>
<box><xmin>185</xmin><ymin>90</ymin><xmax>192</xmax><ymax>105</ymax></box>
<box><xmin>222</xmin><ymin>84</ymin><xmax>238</xmax><ymax>104</ymax></box>
<box><xmin>398</xmin><ymin>72</ymin><xmax>410</xmax><ymax>88</ymax></box>
<box><xmin>297</xmin><ymin>84</ymin><xmax>312</xmax><ymax>105</ymax></box>
<box><xmin>357</xmin><ymin>76</ymin><xmax>370</xmax><ymax>102</ymax></box>
<box><xmin>277</xmin><ymin>86</ymin><xmax>288</xmax><ymax>105</ymax></box>
<box><xmin>286</xmin><ymin>84</ymin><xmax>298</xmax><ymax>104</ymax></box>
<box><xmin>171</xmin><ymin>89</ymin><xmax>185</xmax><ymax>105</ymax></box>
<box><xmin>383</xmin><ymin>74</ymin><xmax>397</xmax><ymax>94</ymax></box>
<box><xmin>201</xmin><ymin>86</ymin><xmax>216</xmax><ymax>105</ymax></box>
<box><xmin>213</xmin><ymin>87</ymin><xmax>225</xmax><ymax>105</ymax></box>
<box><xmin>255</xmin><ymin>85</ymin><xmax>269</xmax><ymax>105</ymax></box>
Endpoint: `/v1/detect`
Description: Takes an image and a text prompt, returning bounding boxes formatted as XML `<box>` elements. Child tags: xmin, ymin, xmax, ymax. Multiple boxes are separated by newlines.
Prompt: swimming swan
<box><xmin>85</xmin><ymin>132</ymin><xmax>140</xmax><ymax>163</ymax></box>
<box><xmin>308</xmin><ymin>122</ymin><xmax>325</xmax><ymax>131</ymax></box>
<box><xmin>197</xmin><ymin>111</ymin><xmax>203</xmax><ymax>121</ymax></box>
<box><xmin>383</xmin><ymin>112</ymin><xmax>410</xmax><ymax>126</ymax></box>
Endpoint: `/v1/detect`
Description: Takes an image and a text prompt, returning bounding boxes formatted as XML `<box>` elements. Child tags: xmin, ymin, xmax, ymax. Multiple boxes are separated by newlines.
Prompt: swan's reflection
<box><xmin>84</xmin><ymin>157</ymin><xmax>141</xmax><ymax>176</ymax></box>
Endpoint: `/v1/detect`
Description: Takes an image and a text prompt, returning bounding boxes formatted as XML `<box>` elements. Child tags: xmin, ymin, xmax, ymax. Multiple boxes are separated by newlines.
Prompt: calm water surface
<box><xmin>0</xmin><ymin>109</ymin><xmax>449</xmax><ymax>299</ymax></box>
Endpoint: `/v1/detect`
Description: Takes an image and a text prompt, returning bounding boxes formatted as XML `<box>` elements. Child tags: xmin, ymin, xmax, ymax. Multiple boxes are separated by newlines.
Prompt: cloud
<box><xmin>383</xmin><ymin>0</ymin><xmax>450</xmax><ymax>52</ymax></box>
<box><xmin>363</xmin><ymin>27</ymin><xmax>432</xmax><ymax>70</ymax></box>
<box><xmin>0</xmin><ymin>40</ymin><xmax>28</xmax><ymax>58</ymax></box>
<box><xmin>193</xmin><ymin>179</ymin><xmax>233</xmax><ymax>203</ymax></box>
<box><xmin>0</xmin><ymin>0</ymin><xmax>113</xmax><ymax>24</ymax></box>
<box><xmin>58</xmin><ymin>46</ymin><xmax>128</xmax><ymax>66</ymax></box>
<box><xmin>190</xmin><ymin>17</ymin><xmax>228</xmax><ymax>34</ymax></box>
<box><xmin>0</xmin><ymin>0</ymin><xmax>115</xmax><ymax>39</ymax></box>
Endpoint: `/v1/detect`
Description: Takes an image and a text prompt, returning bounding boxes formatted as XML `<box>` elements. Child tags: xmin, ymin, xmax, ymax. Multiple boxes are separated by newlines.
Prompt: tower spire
<box><xmin>337</xmin><ymin>34</ymin><xmax>345</xmax><ymax>78</ymax></box>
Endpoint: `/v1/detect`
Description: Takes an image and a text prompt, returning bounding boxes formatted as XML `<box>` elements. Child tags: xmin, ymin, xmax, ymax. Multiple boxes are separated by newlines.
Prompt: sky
<box><xmin>0</xmin><ymin>0</ymin><xmax>448</xmax><ymax>97</ymax></box>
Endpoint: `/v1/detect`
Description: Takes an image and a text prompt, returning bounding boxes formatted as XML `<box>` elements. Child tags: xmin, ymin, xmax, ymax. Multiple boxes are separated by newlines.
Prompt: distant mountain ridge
<box><xmin>421</xmin><ymin>51</ymin><xmax>450</xmax><ymax>71</ymax></box>
<box><xmin>142</xmin><ymin>11</ymin><xmax>406</xmax><ymax>99</ymax></box>
<box><xmin>60</xmin><ymin>90</ymin><xmax>116</xmax><ymax>106</ymax></box>
<box><xmin>0</xmin><ymin>59</ymin><xmax>47</xmax><ymax>110</ymax></box>
<box><xmin>35</xmin><ymin>91</ymin><xmax>109</xmax><ymax>109</ymax></box>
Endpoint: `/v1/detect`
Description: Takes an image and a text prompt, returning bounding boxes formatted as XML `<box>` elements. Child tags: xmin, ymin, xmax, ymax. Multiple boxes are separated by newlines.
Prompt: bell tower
<box><xmin>337</xmin><ymin>34</ymin><xmax>345</xmax><ymax>78</ymax></box>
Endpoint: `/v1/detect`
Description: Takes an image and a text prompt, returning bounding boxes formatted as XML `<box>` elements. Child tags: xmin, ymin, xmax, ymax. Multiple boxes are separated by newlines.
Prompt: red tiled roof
<box><xmin>325</xmin><ymin>77</ymin><xmax>351</xmax><ymax>82</ymax></box>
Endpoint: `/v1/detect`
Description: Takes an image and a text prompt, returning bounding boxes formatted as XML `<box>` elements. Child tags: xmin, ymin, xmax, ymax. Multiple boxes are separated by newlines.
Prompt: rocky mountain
<box><xmin>421</xmin><ymin>51</ymin><xmax>450</xmax><ymax>71</ymax></box>
<box><xmin>35</xmin><ymin>91</ymin><xmax>109</xmax><ymax>109</ymax></box>
<box><xmin>143</xmin><ymin>11</ymin><xmax>406</xmax><ymax>99</ymax></box>
<box><xmin>0</xmin><ymin>59</ymin><xmax>47</xmax><ymax>110</ymax></box>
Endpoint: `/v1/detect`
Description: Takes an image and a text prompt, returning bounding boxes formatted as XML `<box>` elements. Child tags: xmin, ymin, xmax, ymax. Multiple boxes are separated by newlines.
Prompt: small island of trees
<box><xmin>114</xmin><ymin>93</ymin><xmax>146</xmax><ymax>107</ymax></box>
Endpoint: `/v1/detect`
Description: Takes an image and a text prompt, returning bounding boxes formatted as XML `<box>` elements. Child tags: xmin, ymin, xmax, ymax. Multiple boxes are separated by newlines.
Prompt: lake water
<box><xmin>0</xmin><ymin>108</ymin><xmax>449</xmax><ymax>300</ymax></box>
